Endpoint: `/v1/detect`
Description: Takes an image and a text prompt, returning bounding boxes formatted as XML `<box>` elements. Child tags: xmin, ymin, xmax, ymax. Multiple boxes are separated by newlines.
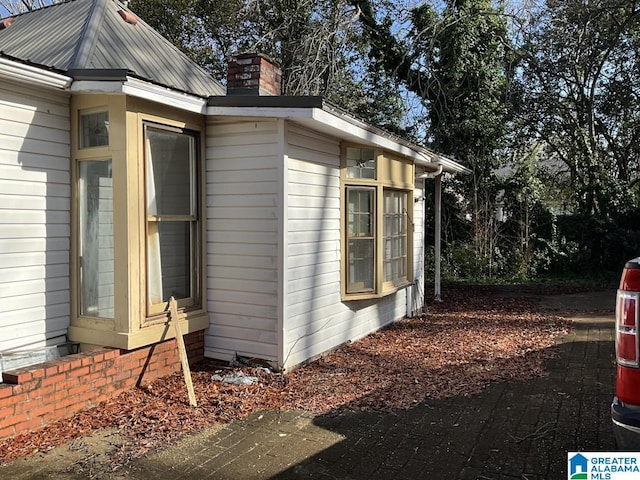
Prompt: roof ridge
<box><xmin>0</xmin><ymin>0</ymin><xmax>225</xmax><ymax>97</ymax></box>
<box><xmin>68</xmin><ymin>0</ymin><xmax>110</xmax><ymax>69</ymax></box>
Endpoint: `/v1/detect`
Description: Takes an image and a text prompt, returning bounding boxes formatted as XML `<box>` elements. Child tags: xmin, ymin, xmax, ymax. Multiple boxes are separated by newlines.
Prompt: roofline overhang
<box><xmin>1</xmin><ymin>60</ymin><xmax>468</xmax><ymax>175</ymax></box>
<box><xmin>0</xmin><ymin>56</ymin><xmax>71</xmax><ymax>89</ymax></box>
<box><xmin>70</xmin><ymin>75</ymin><xmax>208</xmax><ymax>114</ymax></box>
<box><xmin>207</xmin><ymin>97</ymin><xmax>469</xmax><ymax>174</ymax></box>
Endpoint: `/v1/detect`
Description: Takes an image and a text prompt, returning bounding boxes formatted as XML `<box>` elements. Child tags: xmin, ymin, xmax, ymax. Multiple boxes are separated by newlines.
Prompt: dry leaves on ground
<box><xmin>0</xmin><ymin>285</ymin><xmax>575</xmax><ymax>467</ymax></box>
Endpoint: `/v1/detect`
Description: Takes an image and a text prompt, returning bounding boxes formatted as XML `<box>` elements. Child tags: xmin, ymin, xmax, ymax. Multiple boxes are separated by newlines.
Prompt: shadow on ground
<box><xmin>120</xmin><ymin>315</ymin><xmax>615</xmax><ymax>480</ymax></box>
<box><xmin>269</xmin><ymin>338</ymin><xmax>615</xmax><ymax>479</ymax></box>
<box><xmin>265</xmin><ymin>293</ymin><xmax>617</xmax><ymax>479</ymax></box>
<box><xmin>0</xmin><ymin>289</ymin><xmax>617</xmax><ymax>480</ymax></box>
<box><xmin>118</xmin><ymin>291</ymin><xmax>617</xmax><ymax>480</ymax></box>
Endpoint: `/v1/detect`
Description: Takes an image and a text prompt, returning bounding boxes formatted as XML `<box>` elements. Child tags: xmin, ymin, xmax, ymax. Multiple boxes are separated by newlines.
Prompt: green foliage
<box><xmin>516</xmin><ymin>0</ymin><xmax>640</xmax><ymax>217</ymax></box>
<box><xmin>129</xmin><ymin>0</ymin><xmax>640</xmax><ymax>282</ymax></box>
<box><xmin>411</xmin><ymin>1</ymin><xmax>512</xmax><ymax>279</ymax></box>
<box><xmin>551</xmin><ymin>212</ymin><xmax>640</xmax><ymax>274</ymax></box>
<box><xmin>128</xmin><ymin>0</ymin><xmax>242</xmax><ymax>78</ymax></box>
<box><xmin>418</xmin><ymin>0</ymin><xmax>510</xmax><ymax>163</ymax></box>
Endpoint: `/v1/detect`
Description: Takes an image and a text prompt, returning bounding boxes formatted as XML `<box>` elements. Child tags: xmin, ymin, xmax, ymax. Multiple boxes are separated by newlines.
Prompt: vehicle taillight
<box><xmin>617</xmin><ymin>291</ymin><xmax>640</xmax><ymax>367</ymax></box>
<box><xmin>615</xmin><ymin>258</ymin><xmax>640</xmax><ymax>405</ymax></box>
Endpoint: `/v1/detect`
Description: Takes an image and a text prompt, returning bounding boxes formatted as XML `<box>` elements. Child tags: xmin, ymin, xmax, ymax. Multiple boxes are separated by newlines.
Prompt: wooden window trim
<box><xmin>143</xmin><ymin>122</ymin><xmax>201</xmax><ymax>317</ymax></box>
<box><xmin>69</xmin><ymin>94</ymin><xmax>209</xmax><ymax>350</ymax></box>
<box><xmin>341</xmin><ymin>144</ymin><xmax>414</xmax><ymax>301</ymax></box>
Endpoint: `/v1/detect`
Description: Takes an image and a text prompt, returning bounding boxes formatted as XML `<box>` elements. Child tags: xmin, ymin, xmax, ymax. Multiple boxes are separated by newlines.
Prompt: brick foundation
<box><xmin>0</xmin><ymin>330</ymin><xmax>204</xmax><ymax>440</ymax></box>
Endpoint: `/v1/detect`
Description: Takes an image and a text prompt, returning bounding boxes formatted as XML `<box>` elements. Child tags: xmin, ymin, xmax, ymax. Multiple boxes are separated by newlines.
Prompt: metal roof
<box><xmin>0</xmin><ymin>0</ymin><xmax>224</xmax><ymax>97</ymax></box>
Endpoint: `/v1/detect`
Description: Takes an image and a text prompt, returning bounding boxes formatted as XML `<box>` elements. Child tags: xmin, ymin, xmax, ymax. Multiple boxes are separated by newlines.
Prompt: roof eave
<box><xmin>0</xmin><ymin>55</ymin><xmax>71</xmax><ymax>89</ymax></box>
<box><xmin>207</xmin><ymin>96</ymin><xmax>468</xmax><ymax>174</ymax></box>
<box><xmin>70</xmin><ymin>75</ymin><xmax>208</xmax><ymax>114</ymax></box>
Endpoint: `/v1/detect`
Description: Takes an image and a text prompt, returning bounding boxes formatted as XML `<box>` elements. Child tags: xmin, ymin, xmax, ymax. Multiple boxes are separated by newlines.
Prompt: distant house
<box><xmin>0</xmin><ymin>0</ymin><xmax>466</xmax><ymax>437</ymax></box>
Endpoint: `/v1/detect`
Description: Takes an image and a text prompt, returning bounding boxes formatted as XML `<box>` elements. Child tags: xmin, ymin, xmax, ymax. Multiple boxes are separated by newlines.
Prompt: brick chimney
<box><xmin>227</xmin><ymin>53</ymin><xmax>282</xmax><ymax>96</ymax></box>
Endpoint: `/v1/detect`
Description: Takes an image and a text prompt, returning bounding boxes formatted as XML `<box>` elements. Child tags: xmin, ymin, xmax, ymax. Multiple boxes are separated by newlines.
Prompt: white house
<box><xmin>0</xmin><ymin>0</ymin><xmax>467</xmax><ymax>374</ymax></box>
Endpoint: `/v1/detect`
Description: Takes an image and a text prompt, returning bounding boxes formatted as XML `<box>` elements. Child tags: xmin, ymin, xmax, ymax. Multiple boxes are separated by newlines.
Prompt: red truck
<box><xmin>612</xmin><ymin>258</ymin><xmax>640</xmax><ymax>449</ymax></box>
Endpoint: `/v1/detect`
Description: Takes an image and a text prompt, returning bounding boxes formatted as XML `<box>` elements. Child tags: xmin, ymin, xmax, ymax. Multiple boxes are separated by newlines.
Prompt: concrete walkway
<box><xmin>2</xmin><ymin>290</ymin><xmax>617</xmax><ymax>479</ymax></box>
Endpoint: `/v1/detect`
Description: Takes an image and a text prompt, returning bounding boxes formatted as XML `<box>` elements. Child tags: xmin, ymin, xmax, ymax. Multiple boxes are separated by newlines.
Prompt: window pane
<box><xmin>348</xmin><ymin>189</ymin><xmax>373</xmax><ymax>237</ymax></box>
<box><xmin>383</xmin><ymin>190</ymin><xmax>407</xmax><ymax>283</ymax></box>
<box><xmin>79</xmin><ymin>160</ymin><xmax>114</xmax><ymax>318</ymax></box>
<box><xmin>347</xmin><ymin>187</ymin><xmax>375</xmax><ymax>293</ymax></box>
<box><xmin>80</xmin><ymin>111</ymin><xmax>109</xmax><ymax>148</ymax></box>
<box><xmin>348</xmin><ymin>239</ymin><xmax>375</xmax><ymax>292</ymax></box>
<box><xmin>149</xmin><ymin>221</ymin><xmax>192</xmax><ymax>302</ymax></box>
<box><xmin>346</xmin><ymin>147</ymin><xmax>376</xmax><ymax>179</ymax></box>
<box><xmin>356</xmin><ymin>214</ymin><xmax>372</xmax><ymax>237</ymax></box>
<box><xmin>147</xmin><ymin>128</ymin><xmax>195</xmax><ymax>216</ymax></box>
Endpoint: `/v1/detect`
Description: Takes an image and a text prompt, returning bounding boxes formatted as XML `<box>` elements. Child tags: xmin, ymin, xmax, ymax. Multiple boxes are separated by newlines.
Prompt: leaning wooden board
<box><xmin>168</xmin><ymin>296</ymin><xmax>197</xmax><ymax>407</ymax></box>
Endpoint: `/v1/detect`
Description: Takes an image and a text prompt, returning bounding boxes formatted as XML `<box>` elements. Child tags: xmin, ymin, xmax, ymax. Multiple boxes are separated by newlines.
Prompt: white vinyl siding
<box><xmin>204</xmin><ymin>119</ymin><xmax>423</xmax><ymax>371</ymax></box>
<box><xmin>283</xmin><ymin>124</ymin><xmax>412</xmax><ymax>370</ymax></box>
<box><xmin>205</xmin><ymin>119</ymin><xmax>281</xmax><ymax>362</ymax></box>
<box><xmin>0</xmin><ymin>80</ymin><xmax>71</xmax><ymax>352</ymax></box>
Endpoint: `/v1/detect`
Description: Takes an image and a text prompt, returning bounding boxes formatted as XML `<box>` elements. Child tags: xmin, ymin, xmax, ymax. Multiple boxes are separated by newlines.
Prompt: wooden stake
<box><xmin>168</xmin><ymin>296</ymin><xmax>198</xmax><ymax>407</ymax></box>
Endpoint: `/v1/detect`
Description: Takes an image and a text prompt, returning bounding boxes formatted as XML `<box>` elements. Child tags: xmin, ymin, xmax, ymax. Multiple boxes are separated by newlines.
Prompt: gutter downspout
<box><xmin>420</xmin><ymin>165</ymin><xmax>443</xmax><ymax>302</ymax></box>
<box><xmin>434</xmin><ymin>172</ymin><xmax>442</xmax><ymax>302</ymax></box>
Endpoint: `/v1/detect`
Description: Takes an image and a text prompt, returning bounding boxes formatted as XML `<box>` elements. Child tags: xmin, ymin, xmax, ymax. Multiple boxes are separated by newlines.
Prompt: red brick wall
<box><xmin>0</xmin><ymin>330</ymin><xmax>204</xmax><ymax>440</ymax></box>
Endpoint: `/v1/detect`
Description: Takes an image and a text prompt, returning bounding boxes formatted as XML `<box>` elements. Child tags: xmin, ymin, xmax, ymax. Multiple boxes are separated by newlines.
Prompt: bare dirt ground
<box><xmin>0</xmin><ymin>284</ymin><xmax>614</xmax><ymax>479</ymax></box>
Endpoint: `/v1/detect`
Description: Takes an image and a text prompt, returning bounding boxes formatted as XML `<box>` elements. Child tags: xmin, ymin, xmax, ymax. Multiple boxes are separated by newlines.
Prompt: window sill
<box><xmin>382</xmin><ymin>279</ymin><xmax>411</xmax><ymax>293</ymax></box>
<box><xmin>342</xmin><ymin>280</ymin><xmax>412</xmax><ymax>302</ymax></box>
<box><xmin>144</xmin><ymin>304</ymin><xmax>204</xmax><ymax>327</ymax></box>
<box><xmin>69</xmin><ymin>311</ymin><xmax>209</xmax><ymax>350</ymax></box>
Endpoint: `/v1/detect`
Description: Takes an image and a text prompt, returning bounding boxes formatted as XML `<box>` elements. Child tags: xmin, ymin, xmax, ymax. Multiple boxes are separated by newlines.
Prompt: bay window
<box><xmin>70</xmin><ymin>94</ymin><xmax>208</xmax><ymax>351</ymax></box>
<box><xmin>342</xmin><ymin>146</ymin><xmax>413</xmax><ymax>299</ymax></box>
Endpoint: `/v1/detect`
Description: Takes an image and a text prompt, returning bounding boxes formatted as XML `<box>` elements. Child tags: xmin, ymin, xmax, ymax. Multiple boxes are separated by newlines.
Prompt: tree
<box><xmin>128</xmin><ymin>0</ymin><xmax>243</xmax><ymax>79</ymax></box>
<box><xmin>0</xmin><ymin>0</ymin><xmax>60</xmax><ymax>15</ymax></box>
<box><xmin>346</xmin><ymin>0</ymin><xmax>513</xmax><ymax>277</ymax></box>
<box><xmin>517</xmin><ymin>0</ymin><xmax>640</xmax><ymax>216</ymax></box>
<box><xmin>418</xmin><ymin>0</ymin><xmax>511</xmax><ymax>276</ymax></box>
<box><xmin>130</xmin><ymin>0</ymin><xmax>409</xmax><ymax>133</ymax></box>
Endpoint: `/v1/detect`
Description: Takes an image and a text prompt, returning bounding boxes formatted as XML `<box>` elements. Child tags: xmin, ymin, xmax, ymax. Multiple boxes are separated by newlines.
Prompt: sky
<box><xmin>0</xmin><ymin>0</ymin><xmax>55</xmax><ymax>18</ymax></box>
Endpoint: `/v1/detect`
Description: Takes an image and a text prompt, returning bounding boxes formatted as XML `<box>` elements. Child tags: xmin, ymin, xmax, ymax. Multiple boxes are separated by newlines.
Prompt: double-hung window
<box><xmin>347</xmin><ymin>187</ymin><xmax>376</xmax><ymax>293</ymax></box>
<box><xmin>145</xmin><ymin>124</ymin><xmax>200</xmax><ymax>314</ymax></box>
<box><xmin>342</xmin><ymin>146</ymin><xmax>413</xmax><ymax>299</ymax></box>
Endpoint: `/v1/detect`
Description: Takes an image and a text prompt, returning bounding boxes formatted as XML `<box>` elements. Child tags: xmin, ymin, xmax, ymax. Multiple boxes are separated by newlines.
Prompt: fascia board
<box><xmin>70</xmin><ymin>80</ymin><xmax>124</xmax><ymax>93</ymax></box>
<box><xmin>310</xmin><ymin>108</ymin><xmax>428</xmax><ymax>163</ymax></box>
<box><xmin>311</xmin><ymin>108</ymin><xmax>469</xmax><ymax>174</ymax></box>
<box><xmin>123</xmin><ymin>77</ymin><xmax>207</xmax><ymax>114</ymax></box>
<box><xmin>206</xmin><ymin>103</ymin><xmax>469</xmax><ymax>174</ymax></box>
<box><xmin>206</xmin><ymin>105</ymin><xmax>436</xmax><ymax>165</ymax></box>
<box><xmin>431</xmin><ymin>155</ymin><xmax>471</xmax><ymax>174</ymax></box>
<box><xmin>0</xmin><ymin>57</ymin><xmax>71</xmax><ymax>89</ymax></box>
<box><xmin>206</xmin><ymin>105</ymin><xmax>316</xmax><ymax>120</ymax></box>
<box><xmin>71</xmin><ymin>77</ymin><xmax>207</xmax><ymax>114</ymax></box>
